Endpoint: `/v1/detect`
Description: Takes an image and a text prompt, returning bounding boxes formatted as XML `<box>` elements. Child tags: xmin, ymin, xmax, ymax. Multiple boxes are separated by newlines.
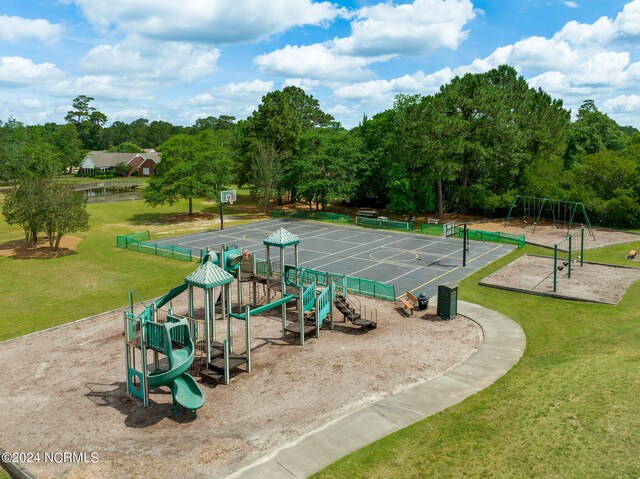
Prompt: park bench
<box><xmin>628</xmin><ymin>249</ymin><xmax>637</xmax><ymax>260</ymax></box>
<box><xmin>358</xmin><ymin>209</ymin><xmax>377</xmax><ymax>218</ymax></box>
<box><xmin>399</xmin><ymin>291</ymin><xmax>419</xmax><ymax>315</ymax></box>
<box><xmin>427</xmin><ymin>218</ymin><xmax>439</xmax><ymax>225</ymax></box>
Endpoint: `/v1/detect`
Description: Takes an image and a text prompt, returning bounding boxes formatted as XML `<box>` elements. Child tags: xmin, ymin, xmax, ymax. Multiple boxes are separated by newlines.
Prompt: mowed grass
<box><xmin>314</xmin><ymin>244</ymin><xmax>640</xmax><ymax>478</ymax></box>
<box><xmin>0</xmin><ymin>197</ymin><xmax>219</xmax><ymax>341</ymax></box>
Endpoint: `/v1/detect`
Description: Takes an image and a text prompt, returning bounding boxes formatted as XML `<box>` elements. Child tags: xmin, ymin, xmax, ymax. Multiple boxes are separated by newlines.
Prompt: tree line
<box><xmin>1</xmin><ymin>65</ymin><xmax>639</xmax><ymax>228</ymax></box>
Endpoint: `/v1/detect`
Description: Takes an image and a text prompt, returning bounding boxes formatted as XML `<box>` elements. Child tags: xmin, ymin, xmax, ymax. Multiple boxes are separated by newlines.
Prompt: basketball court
<box><xmin>153</xmin><ymin>218</ymin><xmax>515</xmax><ymax>298</ymax></box>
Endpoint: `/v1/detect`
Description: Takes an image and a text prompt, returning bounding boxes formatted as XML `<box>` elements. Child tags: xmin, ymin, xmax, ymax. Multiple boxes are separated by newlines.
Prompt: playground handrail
<box><xmin>303</xmin><ymin>282</ymin><xmax>316</xmax><ymax>312</ymax></box>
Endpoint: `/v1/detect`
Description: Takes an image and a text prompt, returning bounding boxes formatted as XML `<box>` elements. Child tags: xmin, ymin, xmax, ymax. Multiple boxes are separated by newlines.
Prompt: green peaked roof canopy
<box><xmin>263</xmin><ymin>227</ymin><xmax>300</xmax><ymax>248</ymax></box>
<box><xmin>185</xmin><ymin>261</ymin><xmax>233</xmax><ymax>289</ymax></box>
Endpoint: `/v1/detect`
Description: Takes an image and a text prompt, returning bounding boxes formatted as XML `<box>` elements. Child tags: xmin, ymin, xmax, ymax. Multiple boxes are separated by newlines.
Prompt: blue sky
<box><xmin>1</xmin><ymin>0</ymin><xmax>639</xmax><ymax>129</ymax></box>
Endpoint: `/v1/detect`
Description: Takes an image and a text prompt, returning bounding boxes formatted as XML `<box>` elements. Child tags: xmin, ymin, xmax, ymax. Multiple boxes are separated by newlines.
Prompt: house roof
<box><xmin>185</xmin><ymin>260</ymin><xmax>234</xmax><ymax>289</ymax></box>
<box><xmin>81</xmin><ymin>151</ymin><xmax>161</xmax><ymax>168</ymax></box>
<box><xmin>263</xmin><ymin>228</ymin><xmax>300</xmax><ymax>248</ymax></box>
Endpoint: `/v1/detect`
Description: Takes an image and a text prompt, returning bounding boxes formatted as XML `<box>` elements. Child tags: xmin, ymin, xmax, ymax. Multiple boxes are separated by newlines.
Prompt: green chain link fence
<box><xmin>420</xmin><ymin>224</ymin><xmax>442</xmax><ymax>236</ymax></box>
<box><xmin>285</xmin><ymin>266</ymin><xmax>396</xmax><ymax>301</ymax></box>
<box><xmin>356</xmin><ymin>216</ymin><xmax>413</xmax><ymax>231</ymax></box>
<box><xmin>454</xmin><ymin>228</ymin><xmax>526</xmax><ymax>248</ymax></box>
<box><xmin>272</xmin><ymin>209</ymin><xmax>351</xmax><ymax>224</ymax></box>
<box><xmin>116</xmin><ymin>231</ymin><xmax>193</xmax><ymax>261</ymax></box>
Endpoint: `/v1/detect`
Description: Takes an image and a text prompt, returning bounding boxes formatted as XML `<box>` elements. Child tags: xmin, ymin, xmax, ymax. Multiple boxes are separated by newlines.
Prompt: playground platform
<box><xmin>153</xmin><ymin>219</ymin><xmax>515</xmax><ymax>298</ymax></box>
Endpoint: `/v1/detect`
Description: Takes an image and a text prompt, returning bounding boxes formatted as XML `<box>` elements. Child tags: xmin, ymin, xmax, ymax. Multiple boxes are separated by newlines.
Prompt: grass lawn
<box><xmin>314</xmin><ymin>243</ymin><xmax>640</xmax><ymax>478</ymax></box>
<box><xmin>0</xmin><ymin>196</ymin><xmax>248</xmax><ymax>341</ymax></box>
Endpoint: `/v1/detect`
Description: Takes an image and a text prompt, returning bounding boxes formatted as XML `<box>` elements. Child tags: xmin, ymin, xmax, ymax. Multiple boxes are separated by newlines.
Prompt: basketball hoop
<box><xmin>219</xmin><ymin>189</ymin><xmax>236</xmax><ymax>231</ymax></box>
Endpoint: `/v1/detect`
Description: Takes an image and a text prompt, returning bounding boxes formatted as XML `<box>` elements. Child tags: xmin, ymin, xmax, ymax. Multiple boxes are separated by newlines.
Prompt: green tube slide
<box><xmin>154</xmin><ymin>282</ymin><xmax>188</xmax><ymax>309</ymax></box>
<box><xmin>147</xmin><ymin>319</ymin><xmax>204</xmax><ymax>416</ymax></box>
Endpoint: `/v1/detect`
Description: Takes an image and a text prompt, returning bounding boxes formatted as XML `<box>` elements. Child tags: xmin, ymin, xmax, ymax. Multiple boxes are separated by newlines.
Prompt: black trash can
<box><xmin>418</xmin><ymin>293</ymin><xmax>429</xmax><ymax>310</ymax></box>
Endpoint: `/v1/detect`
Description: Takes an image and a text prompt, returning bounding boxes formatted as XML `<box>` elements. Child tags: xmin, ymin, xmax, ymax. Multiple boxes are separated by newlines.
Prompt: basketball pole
<box><xmin>462</xmin><ymin>223</ymin><xmax>468</xmax><ymax>267</ymax></box>
<box><xmin>220</xmin><ymin>201</ymin><xmax>224</xmax><ymax>230</ymax></box>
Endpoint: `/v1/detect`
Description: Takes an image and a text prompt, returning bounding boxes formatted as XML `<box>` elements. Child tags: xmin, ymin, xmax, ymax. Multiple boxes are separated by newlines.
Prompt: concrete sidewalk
<box><xmin>228</xmin><ymin>300</ymin><xmax>525</xmax><ymax>479</ymax></box>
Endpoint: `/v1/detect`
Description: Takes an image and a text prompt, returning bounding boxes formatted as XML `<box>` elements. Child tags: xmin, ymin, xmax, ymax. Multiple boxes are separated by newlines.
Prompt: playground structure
<box><xmin>553</xmin><ymin>226</ymin><xmax>585</xmax><ymax>292</ymax></box>
<box><xmin>504</xmin><ymin>195</ymin><xmax>595</xmax><ymax>240</ymax></box>
<box><xmin>124</xmin><ymin>227</ymin><xmax>376</xmax><ymax>417</ymax></box>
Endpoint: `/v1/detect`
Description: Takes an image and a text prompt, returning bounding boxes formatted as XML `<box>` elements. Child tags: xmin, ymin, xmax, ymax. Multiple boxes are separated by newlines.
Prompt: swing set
<box><xmin>504</xmin><ymin>195</ymin><xmax>595</xmax><ymax>240</ymax></box>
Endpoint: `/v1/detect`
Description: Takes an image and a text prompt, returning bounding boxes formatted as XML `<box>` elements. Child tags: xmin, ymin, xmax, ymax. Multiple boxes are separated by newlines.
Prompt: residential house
<box><xmin>78</xmin><ymin>149</ymin><xmax>161</xmax><ymax>176</ymax></box>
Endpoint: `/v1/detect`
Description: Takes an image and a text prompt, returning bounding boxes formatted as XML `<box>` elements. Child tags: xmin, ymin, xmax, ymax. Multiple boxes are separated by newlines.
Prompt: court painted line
<box><xmin>355</xmin><ymin>243</ymin><xmax>461</xmax><ymax>279</ymax></box>
<box><xmin>294</xmin><ymin>228</ymin><xmax>379</xmax><ymax>245</ymax></box>
<box><xmin>405</xmin><ymin>244</ymin><xmax>504</xmax><ymax>295</ymax></box>
<box><xmin>308</xmin><ymin>235</ymin><xmax>418</xmax><ymax>271</ymax></box>
<box><xmin>150</xmin><ymin>220</ymin><xmax>282</xmax><ymax>246</ymax></box>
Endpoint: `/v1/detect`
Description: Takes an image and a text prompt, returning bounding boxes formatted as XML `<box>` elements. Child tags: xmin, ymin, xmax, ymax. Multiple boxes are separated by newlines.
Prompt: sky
<box><xmin>1</xmin><ymin>0</ymin><xmax>639</xmax><ymax>129</ymax></box>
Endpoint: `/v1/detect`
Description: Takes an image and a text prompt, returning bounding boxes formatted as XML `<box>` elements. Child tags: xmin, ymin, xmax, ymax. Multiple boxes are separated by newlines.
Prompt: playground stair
<box><xmin>335</xmin><ymin>294</ymin><xmax>377</xmax><ymax>329</ymax></box>
<box><xmin>284</xmin><ymin>319</ymin><xmax>318</xmax><ymax>337</ymax></box>
<box><xmin>199</xmin><ymin>341</ymin><xmax>248</xmax><ymax>385</ymax></box>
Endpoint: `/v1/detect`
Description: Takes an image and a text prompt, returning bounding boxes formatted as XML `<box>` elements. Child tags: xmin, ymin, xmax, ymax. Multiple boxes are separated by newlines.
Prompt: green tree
<box><xmin>41</xmin><ymin>182</ymin><xmax>90</xmax><ymax>250</ymax></box>
<box><xmin>143</xmin><ymin>131</ymin><xmax>233</xmax><ymax>215</ymax></box>
<box><xmin>109</xmin><ymin>142</ymin><xmax>143</xmax><ymax>153</ymax></box>
<box><xmin>192</xmin><ymin>115</ymin><xmax>236</xmax><ymax>132</ymax></box>
<box><xmin>113</xmin><ymin>162</ymin><xmax>131</xmax><ymax>177</ymax></box>
<box><xmin>0</xmin><ymin>126</ymin><xmax>63</xmax><ymax>180</ymax></box>
<box><xmin>250</xmin><ymin>142</ymin><xmax>281</xmax><ymax>213</ymax></box>
<box><xmin>237</xmin><ymin>86</ymin><xmax>333</xmax><ymax>198</ymax></box>
<box><xmin>65</xmin><ymin>95</ymin><xmax>108</xmax><ymax>150</ymax></box>
<box><xmin>2</xmin><ymin>178</ymin><xmax>46</xmax><ymax>243</ymax></box>
<box><xmin>295</xmin><ymin>127</ymin><xmax>361</xmax><ymax>211</ymax></box>
<box><xmin>564</xmin><ymin>100</ymin><xmax>629</xmax><ymax>167</ymax></box>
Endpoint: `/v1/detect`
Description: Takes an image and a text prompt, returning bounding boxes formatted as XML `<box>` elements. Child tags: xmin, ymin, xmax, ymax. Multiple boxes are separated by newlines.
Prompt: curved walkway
<box><xmin>229</xmin><ymin>300</ymin><xmax>526</xmax><ymax>479</ymax></box>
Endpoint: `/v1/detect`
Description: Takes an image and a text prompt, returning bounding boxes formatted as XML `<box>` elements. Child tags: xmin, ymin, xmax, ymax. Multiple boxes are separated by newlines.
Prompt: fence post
<box><xmin>580</xmin><ymin>226</ymin><xmax>584</xmax><ymax>267</ymax></box>
<box><xmin>553</xmin><ymin>245</ymin><xmax>558</xmax><ymax>292</ymax></box>
<box><xmin>568</xmin><ymin>235</ymin><xmax>572</xmax><ymax>279</ymax></box>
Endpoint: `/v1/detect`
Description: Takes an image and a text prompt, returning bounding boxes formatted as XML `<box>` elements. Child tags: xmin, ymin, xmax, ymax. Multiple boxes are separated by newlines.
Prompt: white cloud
<box><xmin>70</xmin><ymin>0</ymin><xmax>341</xmax><ymax>43</ymax></box>
<box><xmin>281</xmin><ymin>78</ymin><xmax>323</xmax><ymax>91</ymax></box>
<box><xmin>255</xmin><ymin>44</ymin><xmax>378</xmax><ymax>81</ymax></box>
<box><xmin>50</xmin><ymin>75</ymin><xmax>154</xmax><ymax>101</ymax></box>
<box><xmin>0</xmin><ymin>57</ymin><xmax>64</xmax><ymax>87</ymax></box>
<box><xmin>573</xmin><ymin>51</ymin><xmax>630</xmax><ymax>86</ymax></box>
<box><xmin>334</xmin><ymin>0</ymin><xmax>475</xmax><ymax>57</ymax></box>
<box><xmin>457</xmin><ymin>37</ymin><xmax>579</xmax><ymax>75</ymax></box>
<box><xmin>564</xmin><ymin>1</ymin><xmax>578</xmax><ymax>8</ymax></box>
<box><xmin>554</xmin><ymin>0</ymin><xmax>640</xmax><ymax>46</ymax></box>
<box><xmin>109</xmin><ymin>108</ymin><xmax>152</xmax><ymax>122</ymax></box>
<box><xmin>604</xmin><ymin>94</ymin><xmax>640</xmax><ymax>113</ymax></box>
<box><xmin>333</xmin><ymin>68</ymin><xmax>453</xmax><ymax>104</ymax></box>
<box><xmin>188</xmin><ymin>80</ymin><xmax>275</xmax><ymax>105</ymax></box>
<box><xmin>184</xmin><ymin>79</ymin><xmax>276</xmax><ymax>121</ymax></box>
<box><xmin>0</xmin><ymin>15</ymin><xmax>62</xmax><ymax>43</ymax></box>
<box><xmin>255</xmin><ymin>0</ymin><xmax>475</xmax><ymax>81</ymax></box>
<box><xmin>80</xmin><ymin>35</ymin><xmax>220</xmax><ymax>83</ymax></box>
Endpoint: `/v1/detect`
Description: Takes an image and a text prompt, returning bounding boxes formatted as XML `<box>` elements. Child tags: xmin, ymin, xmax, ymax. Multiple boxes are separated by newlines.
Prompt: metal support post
<box><xmin>245</xmin><ymin>306</ymin><xmax>252</xmax><ymax>373</ymax></box>
<box><xmin>223</xmin><ymin>340</ymin><xmax>230</xmax><ymax>385</ymax></box>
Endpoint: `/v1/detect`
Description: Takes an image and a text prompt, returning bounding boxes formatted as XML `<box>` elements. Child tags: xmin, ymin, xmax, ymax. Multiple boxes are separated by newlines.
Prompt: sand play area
<box><xmin>480</xmin><ymin>254</ymin><xmax>640</xmax><ymax>304</ymax></box>
<box><xmin>468</xmin><ymin>219</ymin><xmax>640</xmax><ymax>250</ymax></box>
<box><xmin>0</xmin><ymin>290</ymin><xmax>481</xmax><ymax>479</ymax></box>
